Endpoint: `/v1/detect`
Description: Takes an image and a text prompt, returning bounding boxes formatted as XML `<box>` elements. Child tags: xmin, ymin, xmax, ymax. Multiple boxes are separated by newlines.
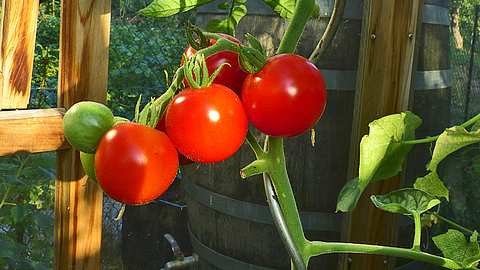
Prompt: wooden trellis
<box><xmin>0</xmin><ymin>0</ymin><xmax>110</xmax><ymax>269</ymax></box>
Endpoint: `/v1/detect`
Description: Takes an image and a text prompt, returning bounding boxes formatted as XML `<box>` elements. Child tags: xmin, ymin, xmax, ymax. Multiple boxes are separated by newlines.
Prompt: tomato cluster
<box><xmin>63</xmin><ymin>33</ymin><xmax>327</xmax><ymax>205</ymax></box>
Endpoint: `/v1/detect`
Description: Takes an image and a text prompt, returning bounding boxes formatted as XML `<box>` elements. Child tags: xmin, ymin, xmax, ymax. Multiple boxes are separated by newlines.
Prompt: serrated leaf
<box><xmin>262</xmin><ymin>0</ymin><xmax>296</xmax><ymax>20</ymax></box>
<box><xmin>428</xmin><ymin>127</ymin><xmax>480</xmax><ymax>172</ymax></box>
<box><xmin>206</xmin><ymin>0</ymin><xmax>247</xmax><ymax>35</ymax></box>
<box><xmin>413</xmin><ymin>171</ymin><xmax>449</xmax><ymax>201</ymax></box>
<box><xmin>371</xmin><ymin>188</ymin><xmax>440</xmax><ymax>216</ymax></box>
<box><xmin>140</xmin><ymin>0</ymin><xmax>215</xmax><ymax>17</ymax></box>
<box><xmin>336</xmin><ymin>178</ymin><xmax>365</xmax><ymax>213</ymax></box>
<box><xmin>433</xmin><ymin>230</ymin><xmax>480</xmax><ymax>268</ymax></box>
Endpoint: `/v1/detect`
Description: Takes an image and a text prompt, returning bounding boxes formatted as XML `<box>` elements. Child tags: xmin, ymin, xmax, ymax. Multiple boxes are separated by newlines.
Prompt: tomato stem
<box><xmin>412</xmin><ymin>212</ymin><xmax>422</xmax><ymax>251</ymax></box>
<box><xmin>245</xmin><ymin>130</ymin><xmax>265</xmax><ymax>158</ymax></box>
<box><xmin>403</xmin><ymin>112</ymin><xmax>480</xmax><ymax>145</ymax></box>
<box><xmin>430</xmin><ymin>212</ymin><xmax>476</xmax><ymax>235</ymax></box>
<box><xmin>240</xmin><ymin>159</ymin><xmax>268</xmax><ymax>178</ymax></box>
<box><xmin>306</xmin><ymin>241</ymin><xmax>466</xmax><ymax>269</ymax></box>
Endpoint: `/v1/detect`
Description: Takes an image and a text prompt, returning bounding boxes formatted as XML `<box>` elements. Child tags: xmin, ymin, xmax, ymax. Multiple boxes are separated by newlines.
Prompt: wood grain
<box><xmin>343</xmin><ymin>1</ymin><xmax>423</xmax><ymax>270</ymax></box>
<box><xmin>54</xmin><ymin>1</ymin><xmax>111</xmax><ymax>270</ymax></box>
<box><xmin>0</xmin><ymin>108</ymin><xmax>68</xmax><ymax>156</ymax></box>
<box><xmin>0</xmin><ymin>0</ymin><xmax>40</xmax><ymax>109</ymax></box>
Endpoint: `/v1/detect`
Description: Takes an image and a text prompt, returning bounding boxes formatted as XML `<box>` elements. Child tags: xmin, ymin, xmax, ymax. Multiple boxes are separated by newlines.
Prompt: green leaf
<box><xmin>428</xmin><ymin>126</ymin><xmax>480</xmax><ymax>172</ymax></box>
<box><xmin>206</xmin><ymin>0</ymin><xmax>247</xmax><ymax>35</ymax></box>
<box><xmin>262</xmin><ymin>0</ymin><xmax>296</xmax><ymax>20</ymax></box>
<box><xmin>370</xmin><ymin>188</ymin><xmax>440</xmax><ymax>216</ymax></box>
<box><xmin>140</xmin><ymin>0</ymin><xmax>215</xmax><ymax>17</ymax></box>
<box><xmin>413</xmin><ymin>171</ymin><xmax>449</xmax><ymax>201</ymax></box>
<box><xmin>336</xmin><ymin>178</ymin><xmax>365</xmax><ymax>213</ymax></box>
<box><xmin>336</xmin><ymin>112</ymin><xmax>421</xmax><ymax>212</ymax></box>
<box><xmin>433</xmin><ymin>230</ymin><xmax>480</xmax><ymax>268</ymax></box>
<box><xmin>360</xmin><ymin>112</ymin><xmax>422</xmax><ymax>185</ymax></box>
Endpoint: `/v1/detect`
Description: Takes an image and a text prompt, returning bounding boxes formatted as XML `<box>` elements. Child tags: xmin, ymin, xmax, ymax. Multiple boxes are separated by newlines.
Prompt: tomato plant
<box><xmin>241</xmin><ymin>54</ymin><xmax>327</xmax><ymax>137</ymax></box>
<box><xmin>184</xmin><ymin>34</ymin><xmax>247</xmax><ymax>94</ymax></box>
<box><xmin>95</xmin><ymin>123</ymin><xmax>179</xmax><ymax>205</ymax></box>
<box><xmin>165</xmin><ymin>83</ymin><xmax>248</xmax><ymax>163</ymax></box>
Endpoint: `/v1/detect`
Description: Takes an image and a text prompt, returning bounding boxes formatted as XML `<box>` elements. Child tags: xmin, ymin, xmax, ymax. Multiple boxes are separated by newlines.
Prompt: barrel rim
<box><xmin>183</xmin><ymin>179</ymin><xmax>343</xmax><ymax>232</ymax></box>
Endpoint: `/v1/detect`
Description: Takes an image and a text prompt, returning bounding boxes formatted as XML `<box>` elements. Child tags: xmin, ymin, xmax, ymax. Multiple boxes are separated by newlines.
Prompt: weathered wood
<box><xmin>0</xmin><ymin>108</ymin><xmax>68</xmax><ymax>156</ymax></box>
<box><xmin>54</xmin><ymin>1</ymin><xmax>111</xmax><ymax>270</ymax></box>
<box><xmin>0</xmin><ymin>0</ymin><xmax>40</xmax><ymax>109</ymax></box>
<box><xmin>344</xmin><ymin>1</ymin><xmax>423</xmax><ymax>270</ymax></box>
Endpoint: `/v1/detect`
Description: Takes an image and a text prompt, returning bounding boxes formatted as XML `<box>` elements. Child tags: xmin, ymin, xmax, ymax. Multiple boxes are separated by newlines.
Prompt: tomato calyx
<box><xmin>186</xmin><ymin>22</ymin><xmax>210</xmax><ymax>50</ymax></box>
<box><xmin>183</xmin><ymin>53</ymin><xmax>230</xmax><ymax>89</ymax></box>
<box><xmin>239</xmin><ymin>33</ymin><xmax>267</xmax><ymax>73</ymax></box>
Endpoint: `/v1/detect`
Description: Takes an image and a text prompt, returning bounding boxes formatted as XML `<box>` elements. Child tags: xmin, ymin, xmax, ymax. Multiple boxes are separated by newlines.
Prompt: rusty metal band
<box><xmin>320</xmin><ymin>69</ymin><xmax>452</xmax><ymax>90</ymax></box>
<box><xmin>188</xmin><ymin>226</ymin><xmax>276</xmax><ymax>270</ymax></box>
<box><xmin>182</xmin><ymin>179</ymin><xmax>343</xmax><ymax>232</ymax></box>
<box><xmin>198</xmin><ymin>1</ymin><xmax>450</xmax><ymax>26</ymax></box>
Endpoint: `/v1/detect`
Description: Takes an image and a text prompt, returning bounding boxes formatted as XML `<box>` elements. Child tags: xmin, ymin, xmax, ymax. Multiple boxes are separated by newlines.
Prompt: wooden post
<box><xmin>54</xmin><ymin>1</ymin><xmax>111</xmax><ymax>269</ymax></box>
<box><xmin>0</xmin><ymin>108</ymin><xmax>68</xmax><ymax>156</ymax></box>
<box><xmin>0</xmin><ymin>0</ymin><xmax>40</xmax><ymax>109</ymax></box>
<box><xmin>342</xmin><ymin>1</ymin><xmax>423</xmax><ymax>270</ymax></box>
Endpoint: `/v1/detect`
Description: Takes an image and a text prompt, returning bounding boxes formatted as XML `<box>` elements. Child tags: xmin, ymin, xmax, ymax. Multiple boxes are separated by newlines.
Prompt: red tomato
<box><xmin>184</xmin><ymin>34</ymin><xmax>247</xmax><ymax>94</ymax></box>
<box><xmin>165</xmin><ymin>84</ymin><xmax>248</xmax><ymax>163</ymax></box>
<box><xmin>156</xmin><ymin>116</ymin><xmax>192</xmax><ymax>165</ymax></box>
<box><xmin>241</xmin><ymin>54</ymin><xmax>327</xmax><ymax>137</ymax></box>
<box><xmin>95</xmin><ymin>123</ymin><xmax>179</xmax><ymax>205</ymax></box>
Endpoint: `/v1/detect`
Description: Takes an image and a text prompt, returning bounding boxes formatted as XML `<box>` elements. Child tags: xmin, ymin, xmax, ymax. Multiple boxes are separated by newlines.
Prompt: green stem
<box><xmin>403</xmin><ymin>112</ymin><xmax>480</xmax><ymax>145</ymax></box>
<box><xmin>307</xmin><ymin>241</ymin><xmax>466</xmax><ymax>270</ymax></box>
<box><xmin>412</xmin><ymin>212</ymin><xmax>422</xmax><ymax>251</ymax></box>
<box><xmin>245</xmin><ymin>130</ymin><xmax>265</xmax><ymax>159</ymax></box>
<box><xmin>240</xmin><ymin>159</ymin><xmax>268</xmax><ymax>178</ymax></box>
<box><xmin>276</xmin><ymin>0</ymin><xmax>315</xmax><ymax>54</ymax></box>
<box><xmin>265</xmin><ymin>137</ymin><xmax>308</xmax><ymax>258</ymax></box>
<box><xmin>432</xmin><ymin>212</ymin><xmax>475</xmax><ymax>235</ymax></box>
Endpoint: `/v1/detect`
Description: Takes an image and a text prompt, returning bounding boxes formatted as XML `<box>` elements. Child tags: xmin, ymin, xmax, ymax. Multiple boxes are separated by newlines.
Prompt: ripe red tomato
<box><xmin>184</xmin><ymin>34</ymin><xmax>247</xmax><ymax>94</ymax></box>
<box><xmin>165</xmin><ymin>84</ymin><xmax>248</xmax><ymax>163</ymax></box>
<box><xmin>156</xmin><ymin>116</ymin><xmax>192</xmax><ymax>165</ymax></box>
<box><xmin>95</xmin><ymin>123</ymin><xmax>179</xmax><ymax>205</ymax></box>
<box><xmin>241</xmin><ymin>54</ymin><xmax>327</xmax><ymax>137</ymax></box>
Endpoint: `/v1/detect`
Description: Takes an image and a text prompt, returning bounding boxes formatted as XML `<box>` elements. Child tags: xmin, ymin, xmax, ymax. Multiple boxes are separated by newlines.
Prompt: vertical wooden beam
<box><xmin>342</xmin><ymin>1</ymin><xmax>423</xmax><ymax>270</ymax></box>
<box><xmin>54</xmin><ymin>1</ymin><xmax>111</xmax><ymax>270</ymax></box>
<box><xmin>0</xmin><ymin>0</ymin><xmax>39</xmax><ymax>109</ymax></box>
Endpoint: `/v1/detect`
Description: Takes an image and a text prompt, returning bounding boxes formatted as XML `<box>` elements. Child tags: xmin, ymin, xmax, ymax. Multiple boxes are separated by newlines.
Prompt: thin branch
<box><xmin>309</xmin><ymin>0</ymin><xmax>346</xmax><ymax>62</ymax></box>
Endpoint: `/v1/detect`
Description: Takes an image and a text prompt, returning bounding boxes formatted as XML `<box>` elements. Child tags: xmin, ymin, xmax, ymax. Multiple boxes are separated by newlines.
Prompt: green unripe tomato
<box><xmin>63</xmin><ymin>101</ymin><xmax>114</xmax><ymax>153</ymax></box>
<box><xmin>80</xmin><ymin>152</ymin><xmax>97</xmax><ymax>182</ymax></box>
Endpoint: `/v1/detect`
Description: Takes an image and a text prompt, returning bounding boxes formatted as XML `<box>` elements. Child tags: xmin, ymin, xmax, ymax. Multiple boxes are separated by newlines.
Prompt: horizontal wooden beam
<box><xmin>0</xmin><ymin>108</ymin><xmax>69</xmax><ymax>156</ymax></box>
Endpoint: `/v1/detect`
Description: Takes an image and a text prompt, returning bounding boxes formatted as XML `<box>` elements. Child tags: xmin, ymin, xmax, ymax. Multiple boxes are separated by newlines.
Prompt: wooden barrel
<box><xmin>186</xmin><ymin>1</ymin><xmax>451</xmax><ymax>269</ymax></box>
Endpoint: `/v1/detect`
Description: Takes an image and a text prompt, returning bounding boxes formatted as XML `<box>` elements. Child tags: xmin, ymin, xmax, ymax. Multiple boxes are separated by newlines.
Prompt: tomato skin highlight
<box><xmin>95</xmin><ymin>123</ymin><xmax>179</xmax><ymax>205</ymax></box>
<box><xmin>184</xmin><ymin>34</ymin><xmax>247</xmax><ymax>94</ymax></box>
<box><xmin>165</xmin><ymin>84</ymin><xmax>248</xmax><ymax>163</ymax></box>
<box><xmin>241</xmin><ymin>54</ymin><xmax>327</xmax><ymax>137</ymax></box>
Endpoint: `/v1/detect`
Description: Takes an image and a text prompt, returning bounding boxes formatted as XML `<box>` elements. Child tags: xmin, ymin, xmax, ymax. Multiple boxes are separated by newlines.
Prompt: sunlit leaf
<box><xmin>428</xmin><ymin>127</ymin><xmax>480</xmax><ymax>172</ymax></box>
<box><xmin>206</xmin><ymin>0</ymin><xmax>247</xmax><ymax>35</ymax></box>
<box><xmin>413</xmin><ymin>171</ymin><xmax>449</xmax><ymax>201</ymax></box>
<box><xmin>433</xmin><ymin>230</ymin><xmax>480</xmax><ymax>268</ymax></box>
<box><xmin>337</xmin><ymin>112</ymin><xmax>421</xmax><ymax>212</ymax></box>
